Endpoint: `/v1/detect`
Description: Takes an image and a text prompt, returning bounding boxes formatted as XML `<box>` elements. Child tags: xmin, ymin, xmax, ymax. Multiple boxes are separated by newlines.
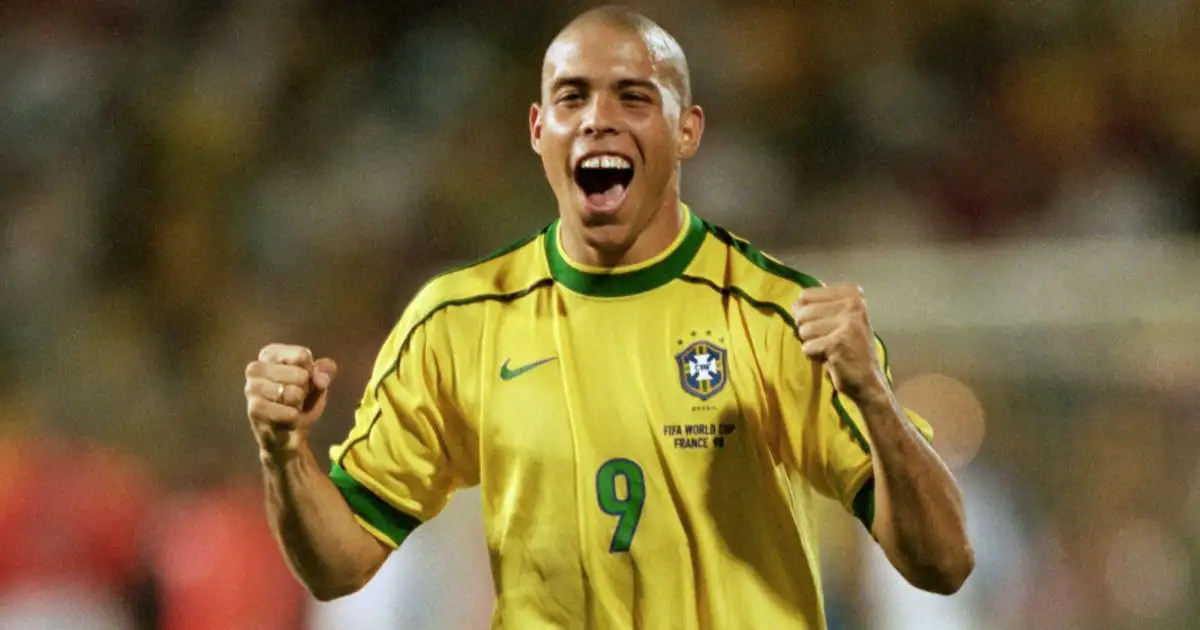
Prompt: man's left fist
<box><xmin>791</xmin><ymin>284</ymin><xmax>887</xmax><ymax>402</ymax></box>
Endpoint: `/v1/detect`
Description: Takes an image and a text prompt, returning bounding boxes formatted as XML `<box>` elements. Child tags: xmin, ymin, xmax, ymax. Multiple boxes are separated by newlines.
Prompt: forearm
<box><xmin>261</xmin><ymin>444</ymin><xmax>390</xmax><ymax>600</ymax></box>
<box><xmin>857</xmin><ymin>386</ymin><xmax>974</xmax><ymax>594</ymax></box>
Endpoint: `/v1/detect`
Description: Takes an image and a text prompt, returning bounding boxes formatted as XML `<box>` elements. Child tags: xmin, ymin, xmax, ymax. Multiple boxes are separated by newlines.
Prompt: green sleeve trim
<box><xmin>852</xmin><ymin>478</ymin><xmax>876</xmax><ymax>532</ymax></box>
<box><xmin>329</xmin><ymin>463</ymin><xmax>422</xmax><ymax>547</ymax></box>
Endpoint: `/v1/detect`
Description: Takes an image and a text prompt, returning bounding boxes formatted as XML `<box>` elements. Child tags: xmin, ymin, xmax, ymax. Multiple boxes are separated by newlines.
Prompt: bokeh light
<box><xmin>894</xmin><ymin>373</ymin><xmax>986</xmax><ymax>470</ymax></box>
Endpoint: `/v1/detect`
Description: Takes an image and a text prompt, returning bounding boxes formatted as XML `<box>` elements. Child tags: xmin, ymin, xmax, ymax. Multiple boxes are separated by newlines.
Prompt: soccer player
<box><xmin>243</xmin><ymin>6</ymin><xmax>974</xmax><ymax>628</ymax></box>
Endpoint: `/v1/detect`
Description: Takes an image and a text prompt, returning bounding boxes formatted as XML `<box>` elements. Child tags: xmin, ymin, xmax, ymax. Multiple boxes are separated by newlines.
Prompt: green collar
<box><xmin>545</xmin><ymin>207</ymin><xmax>707</xmax><ymax>298</ymax></box>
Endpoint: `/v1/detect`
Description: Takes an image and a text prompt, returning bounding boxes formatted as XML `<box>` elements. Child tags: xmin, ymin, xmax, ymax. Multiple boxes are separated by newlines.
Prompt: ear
<box><xmin>530</xmin><ymin>103</ymin><xmax>543</xmax><ymax>155</ymax></box>
<box><xmin>677</xmin><ymin>105</ymin><xmax>705</xmax><ymax>160</ymax></box>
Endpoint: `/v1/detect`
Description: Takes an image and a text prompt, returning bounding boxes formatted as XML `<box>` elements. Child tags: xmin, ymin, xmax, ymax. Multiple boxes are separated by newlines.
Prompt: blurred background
<box><xmin>1</xmin><ymin>0</ymin><xmax>1198</xmax><ymax>628</ymax></box>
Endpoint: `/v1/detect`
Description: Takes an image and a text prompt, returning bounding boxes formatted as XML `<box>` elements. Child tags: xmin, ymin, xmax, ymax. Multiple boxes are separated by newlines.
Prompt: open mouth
<box><xmin>574</xmin><ymin>155</ymin><xmax>635</xmax><ymax>212</ymax></box>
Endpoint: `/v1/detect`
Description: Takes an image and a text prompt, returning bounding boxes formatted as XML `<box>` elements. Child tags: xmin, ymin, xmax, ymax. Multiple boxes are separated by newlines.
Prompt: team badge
<box><xmin>675</xmin><ymin>339</ymin><xmax>728</xmax><ymax>401</ymax></box>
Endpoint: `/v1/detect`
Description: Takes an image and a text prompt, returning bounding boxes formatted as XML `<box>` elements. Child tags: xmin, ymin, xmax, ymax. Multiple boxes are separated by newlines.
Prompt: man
<box><xmin>243</xmin><ymin>6</ymin><xmax>973</xmax><ymax>629</ymax></box>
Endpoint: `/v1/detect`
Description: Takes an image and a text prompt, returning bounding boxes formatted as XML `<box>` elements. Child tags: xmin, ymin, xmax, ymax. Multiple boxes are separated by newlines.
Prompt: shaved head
<box><xmin>543</xmin><ymin>6</ymin><xmax>692</xmax><ymax>107</ymax></box>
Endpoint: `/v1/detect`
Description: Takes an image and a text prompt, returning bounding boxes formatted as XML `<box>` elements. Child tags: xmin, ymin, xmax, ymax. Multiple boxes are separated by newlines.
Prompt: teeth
<box><xmin>580</xmin><ymin>155</ymin><xmax>632</xmax><ymax>170</ymax></box>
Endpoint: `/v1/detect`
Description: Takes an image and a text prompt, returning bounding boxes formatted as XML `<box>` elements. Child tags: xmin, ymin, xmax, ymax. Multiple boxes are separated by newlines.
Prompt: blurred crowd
<box><xmin>1</xmin><ymin>0</ymin><xmax>1198</xmax><ymax>628</ymax></box>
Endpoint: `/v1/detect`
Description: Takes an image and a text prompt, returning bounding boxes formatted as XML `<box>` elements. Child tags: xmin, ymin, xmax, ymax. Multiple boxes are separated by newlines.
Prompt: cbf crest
<box><xmin>675</xmin><ymin>337</ymin><xmax>728</xmax><ymax>401</ymax></box>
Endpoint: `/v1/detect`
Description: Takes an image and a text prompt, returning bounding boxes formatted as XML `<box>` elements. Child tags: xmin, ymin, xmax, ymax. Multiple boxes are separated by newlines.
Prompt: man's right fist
<box><xmin>245</xmin><ymin>344</ymin><xmax>339</xmax><ymax>457</ymax></box>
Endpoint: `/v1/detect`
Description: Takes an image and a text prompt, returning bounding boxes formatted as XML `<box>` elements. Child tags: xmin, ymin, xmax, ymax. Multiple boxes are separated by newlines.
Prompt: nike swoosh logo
<box><xmin>500</xmin><ymin>357</ymin><xmax>557</xmax><ymax>381</ymax></box>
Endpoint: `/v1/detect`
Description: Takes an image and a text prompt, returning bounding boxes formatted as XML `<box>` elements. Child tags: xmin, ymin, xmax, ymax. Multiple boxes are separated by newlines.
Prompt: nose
<box><xmin>581</xmin><ymin>93</ymin><xmax>619</xmax><ymax>138</ymax></box>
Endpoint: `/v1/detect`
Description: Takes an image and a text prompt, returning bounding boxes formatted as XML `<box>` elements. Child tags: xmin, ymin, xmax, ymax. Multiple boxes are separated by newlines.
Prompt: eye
<box><xmin>556</xmin><ymin>91</ymin><xmax>583</xmax><ymax>105</ymax></box>
<box><xmin>621</xmin><ymin>91</ymin><xmax>652</xmax><ymax>103</ymax></box>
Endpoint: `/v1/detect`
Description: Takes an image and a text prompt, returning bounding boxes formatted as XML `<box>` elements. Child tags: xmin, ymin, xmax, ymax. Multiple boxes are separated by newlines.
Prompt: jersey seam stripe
<box><xmin>698</xmin><ymin>218</ymin><xmax>823</xmax><ymax>289</ymax></box>
<box><xmin>701</xmin><ymin>217</ymin><xmax>895</xmax><ymax>396</ymax></box>
<box><xmin>368</xmin><ymin>226</ymin><xmax>550</xmax><ymax>395</ymax></box>
<box><xmin>677</xmin><ymin>274</ymin><xmax>873</xmax><ymax>455</ymax></box>
<box><xmin>337</xmin><ymin>408</ymin><xmax>382</xmax><ymax>469</ymax></box>
<box><xmin>832</xmin><ymin>394</ymin><xmax>872</xmax><ymax>454</ymax></box>
<box><xmin>372</xmin><ymin>277</ymin><xmax>556</xmax><ymax>395</ymax></box>
<box><xmin>678</xmin><ymin>273</ymin><xmax>795</xmax><ymax>325</ymax></box>
<box><xmin>340</xmin><ymin>277</ymin><xmax>553</xmax><ymax>484</ymax></box>
<box><xmin>344</xmin><ymin>278</ymin><xmax>555</xmax><ymax>467</ymax></box>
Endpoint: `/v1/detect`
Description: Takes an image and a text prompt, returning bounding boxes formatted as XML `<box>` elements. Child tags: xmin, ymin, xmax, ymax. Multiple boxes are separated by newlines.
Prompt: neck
<box><xmin>560</xmin><ymin>190</ymin><xmax>684</xmax><ymax>268</ymax></box>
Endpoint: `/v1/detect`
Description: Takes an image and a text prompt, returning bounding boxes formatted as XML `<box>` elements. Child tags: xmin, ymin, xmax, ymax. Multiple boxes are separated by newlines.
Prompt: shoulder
<box><xmin>388</xmin><ymin>227</ymin><xmax>553</xmax><ymax>349</ymax></box>
<box><xmin>687</xmin><ymin>216</ymin><xmax>823</xmax><ymax>324</ymax></box>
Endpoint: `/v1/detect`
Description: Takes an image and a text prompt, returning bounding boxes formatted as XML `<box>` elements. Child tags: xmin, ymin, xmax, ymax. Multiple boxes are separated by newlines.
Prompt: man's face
<box><xmin>531</xmin><ymin>22</ymin><xmax>702</xmax><ymax>252</ymax></box>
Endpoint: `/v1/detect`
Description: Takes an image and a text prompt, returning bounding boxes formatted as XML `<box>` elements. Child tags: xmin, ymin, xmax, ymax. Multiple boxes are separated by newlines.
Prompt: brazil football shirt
<box><xmin>330</xmin><ymin>204</ymin><xmax>933</xmax><ymax>629</ymax></box>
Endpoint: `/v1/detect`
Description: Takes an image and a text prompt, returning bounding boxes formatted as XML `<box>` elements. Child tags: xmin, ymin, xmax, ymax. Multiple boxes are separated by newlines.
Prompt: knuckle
<box><xmin>280</xmin><ymin>406</ymin><xmax>301</xmax><ymax>423</ymax></box>
<box><xmin>286</xmin><ymin>366</ymin><xmax>311</xmax><ymax>384</ymax></box>
<box><xmin>281</xmin><ymin>345</ymin><xmax>313</xmax><ymax>366</ymax></box>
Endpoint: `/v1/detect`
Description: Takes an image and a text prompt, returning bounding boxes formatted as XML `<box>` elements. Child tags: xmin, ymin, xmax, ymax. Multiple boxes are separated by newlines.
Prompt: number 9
<box><xmin>596</xmin><ymin>458</ymin><xmax>645</xmax><ymax>553</ymax></box>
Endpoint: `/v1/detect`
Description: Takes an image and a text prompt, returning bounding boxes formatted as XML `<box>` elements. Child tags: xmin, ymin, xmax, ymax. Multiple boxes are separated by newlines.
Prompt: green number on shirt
<box><xmin>596</xmin><ymin>458</ymin><xmax>645</xmax><ymax>553</ymax></box>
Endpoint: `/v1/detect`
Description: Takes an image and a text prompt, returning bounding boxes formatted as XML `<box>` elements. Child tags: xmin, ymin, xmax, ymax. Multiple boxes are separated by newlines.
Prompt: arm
<box><xmin>261</xmin><ymin>444</ymin><xmax>391</xmax><ymax>600</ymax></box>
<box><xmin>246</xmin><ymin>344</ymin><xmax>390</xmax><ymax>601</ymax></box>
<box><xmin>851</xmin><ymin>381</ymin><xmax>973</xmax><ymax>594</ymax></box>
<box><xmin>793</xmin><ymin>286</ymin><xmax>974</xmax><ymax>594</ymax></box>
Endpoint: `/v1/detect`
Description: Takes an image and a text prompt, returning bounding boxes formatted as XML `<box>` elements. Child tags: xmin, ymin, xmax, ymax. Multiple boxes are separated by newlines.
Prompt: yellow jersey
<box><xmin>330</xmin><ymin>204</ymin><xmax>932</xmax><ymax>629</ymax></box>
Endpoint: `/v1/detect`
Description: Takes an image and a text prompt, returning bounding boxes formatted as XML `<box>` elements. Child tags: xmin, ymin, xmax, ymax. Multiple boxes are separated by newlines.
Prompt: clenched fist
<box><xmin>791</xmin><ymin>284</ymin><xmax>887</xmax><ymax>403</ymax></box>
<box><xmin>244</xmin><ymin>344</ymin><xmax>338</xmax><ymax>457</ymax></box>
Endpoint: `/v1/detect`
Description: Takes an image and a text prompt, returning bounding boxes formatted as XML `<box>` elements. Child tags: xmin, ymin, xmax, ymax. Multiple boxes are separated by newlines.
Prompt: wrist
<box><xmin>849</xmin><ymin>374</ymin><xmax>894</xmax><ymax>413</ymax></box>
<box><xmin>258</xmin><ymin>432</ymin><xmax>312</xmax><ymax>469</ymax></box>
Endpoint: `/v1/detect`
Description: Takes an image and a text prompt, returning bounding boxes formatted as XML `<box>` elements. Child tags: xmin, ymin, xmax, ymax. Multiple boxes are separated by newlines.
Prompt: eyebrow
<box><xmin>549</xmin><ymin>76</ymin><xmax>660</xmax><ymax>93</ymax></box>
<box><xmin>616</xmin><ymin>78</ymin><xmax>659</xmax><ymax>93</ymax></box>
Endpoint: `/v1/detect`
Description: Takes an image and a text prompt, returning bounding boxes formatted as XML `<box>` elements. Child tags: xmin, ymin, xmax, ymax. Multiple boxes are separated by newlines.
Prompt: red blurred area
<box><xmin>149</xmin><ymin>484</ymin><xmax>307</xmax><ymax>630</ymax></box>
<box><xmin>0</xmin><ymin>430</ymin><xmax>155</xmax><ymax>596</ymax></box>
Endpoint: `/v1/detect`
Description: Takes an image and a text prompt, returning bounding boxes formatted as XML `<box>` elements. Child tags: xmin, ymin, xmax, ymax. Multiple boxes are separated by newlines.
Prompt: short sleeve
<box><xmin>772</xmin><ymin>323</ymin><xmax>933</xmax><ymax>531</ymax></box>
<box><xmin>328</xmin><ymin>312</ymin><xmax>477</xmax><ymax>548</ymax></box>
